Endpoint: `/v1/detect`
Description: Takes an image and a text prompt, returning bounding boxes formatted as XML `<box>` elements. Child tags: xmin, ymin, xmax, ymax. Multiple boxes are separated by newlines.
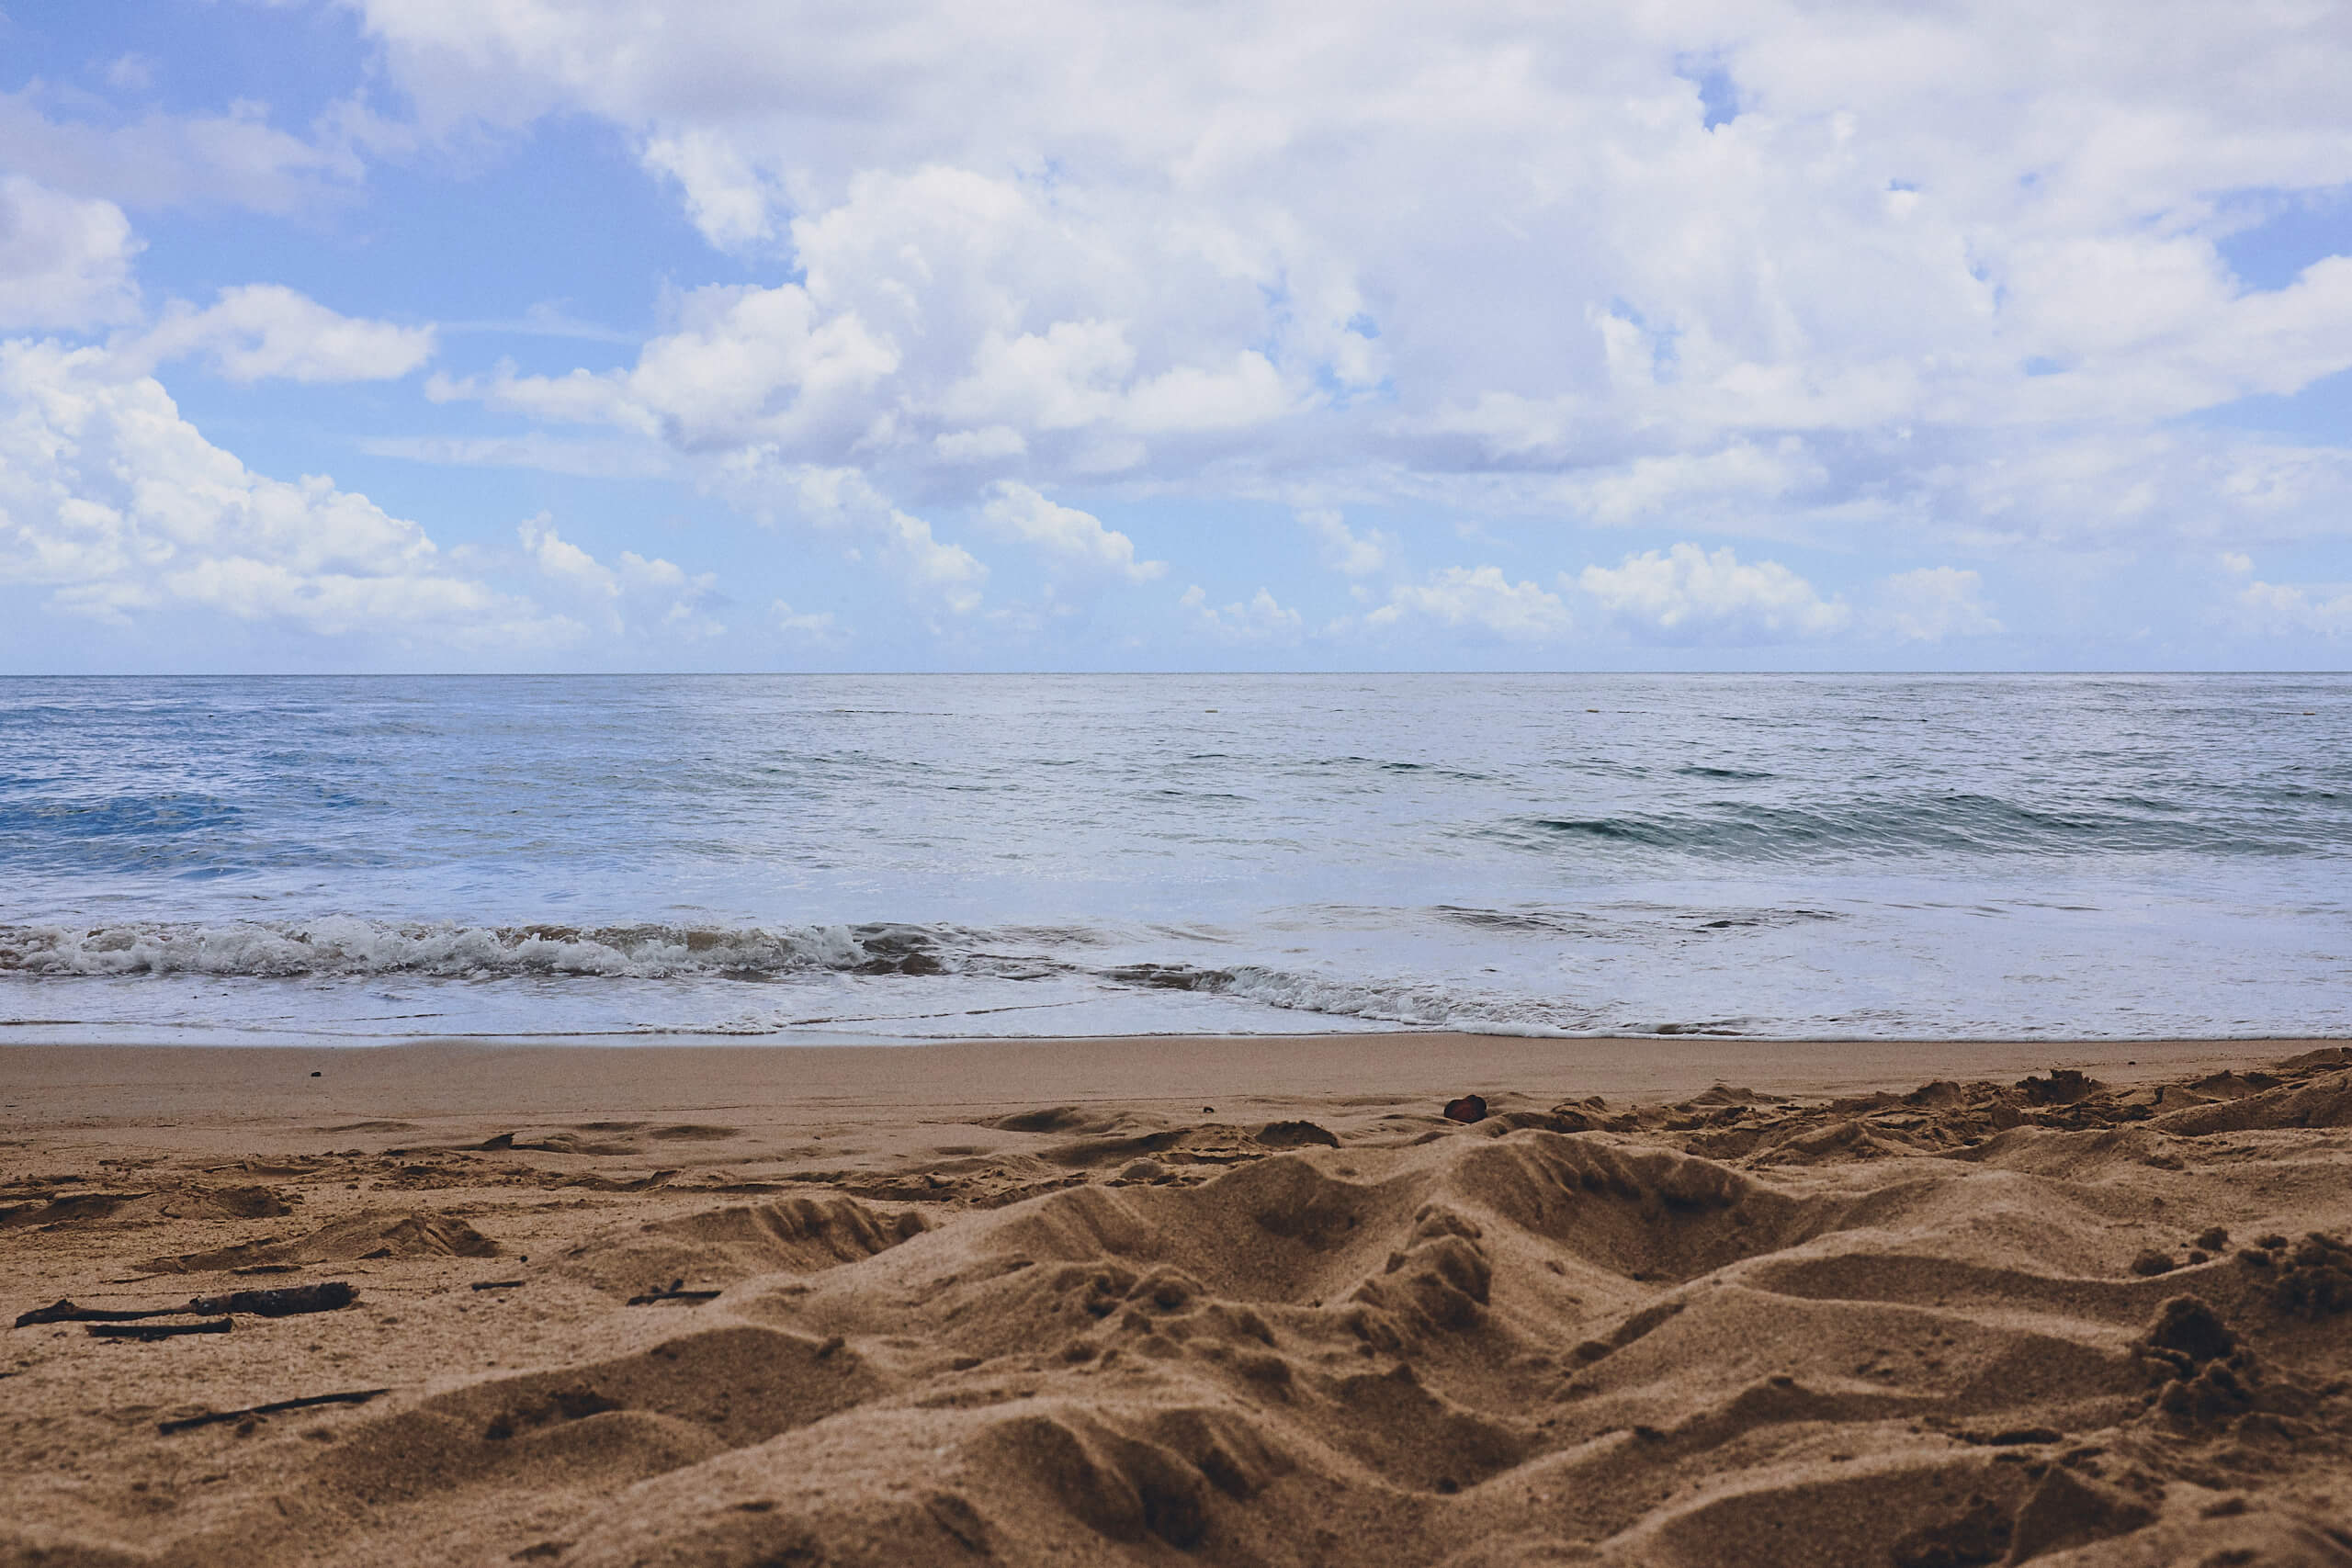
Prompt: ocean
<box><xmin>1</xmin><ymin>672</ymin><xmax>2345</xmax><ymax>1044</ymax></box>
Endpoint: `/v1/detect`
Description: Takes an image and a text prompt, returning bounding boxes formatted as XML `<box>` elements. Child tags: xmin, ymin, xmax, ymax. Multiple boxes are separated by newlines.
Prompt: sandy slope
<box><xmin>5</xmin><ymin>1039</ymin><xmax>2352</xmax><ymax>1567</ymax></box>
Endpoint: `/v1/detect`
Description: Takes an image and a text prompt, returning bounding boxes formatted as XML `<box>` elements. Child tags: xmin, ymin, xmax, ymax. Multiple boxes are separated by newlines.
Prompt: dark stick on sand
<box><xmin>158</xmin><ymin>1387</ymin><xmax>391</xmax><ymax>1434</ymax></box>
<box><xmin>628</xmin><ymin>1278</ymin><xmax>722</xmax><ymax>1305</ymax></box>
<box><xmin>17</xmin><ymin>1281</ymin><xmax>356</xmax><ymax>1327</ymax></box>
<box><xmin>89</xmin><ymin>1318</ymin><xmax>232</xmax><ymax>1341</ymax></box>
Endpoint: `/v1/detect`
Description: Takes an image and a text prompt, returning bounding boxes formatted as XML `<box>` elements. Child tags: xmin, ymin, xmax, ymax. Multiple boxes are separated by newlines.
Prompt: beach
<box><xmin>6</xmin><ymin>1036</ymin><xmax>2352</xmax><ymax>1566</ymax></box>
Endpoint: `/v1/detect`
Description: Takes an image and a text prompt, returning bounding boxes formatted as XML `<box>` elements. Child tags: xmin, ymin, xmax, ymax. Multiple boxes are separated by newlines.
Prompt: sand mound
<box><xmin>141</xmin><ymin>1210</ymin><xmax>499</xmax><ymax>1273</ymax></box>
<box><xmin>1</xmin><ymin>1185</ymin><xmax>289</xmax><ymax>1231</ymax></box>
<box><xmin>558</xmin><ymin>1195</ymin><xmax>929</xmax><ymax>1296</ymax></box>
<box><xmin>10</xmin><ymin>1045</ymin><xmax>2352</xmax><ymax>1566</ymax></box>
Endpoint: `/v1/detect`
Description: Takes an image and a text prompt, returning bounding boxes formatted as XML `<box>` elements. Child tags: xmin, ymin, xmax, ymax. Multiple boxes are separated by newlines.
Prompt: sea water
<box><xmin>1</xmin><ymin>673</ymin><xmax>2346</xmax><ymax>1043</ymax></box>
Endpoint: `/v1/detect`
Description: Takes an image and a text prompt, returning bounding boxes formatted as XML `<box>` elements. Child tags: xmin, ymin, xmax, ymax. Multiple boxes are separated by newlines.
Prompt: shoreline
<box><xmin>4</xmin><ymin>1033</ymin><xmax>2339</xmax><ymax>1124</ymax></box>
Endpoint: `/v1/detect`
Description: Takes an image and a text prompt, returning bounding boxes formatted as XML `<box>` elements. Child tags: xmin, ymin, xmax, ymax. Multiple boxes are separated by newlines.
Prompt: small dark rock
<box><xmin>2129</xmin><ymin>1248</ymin><xmax>2177</xmax><ymax>1277</ymax></box>
<box><xmin>1442</xmin><ymin>1095</ymin><xmax>1488</xmax><ymax>1124</ymax></box>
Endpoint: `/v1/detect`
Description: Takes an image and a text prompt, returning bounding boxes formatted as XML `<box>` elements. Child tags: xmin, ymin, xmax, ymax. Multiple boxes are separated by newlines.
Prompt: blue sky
<box><xmin>2</xmin><ymin>0</ymin><xmax>2349</xmax><ymax>672</ymax></box>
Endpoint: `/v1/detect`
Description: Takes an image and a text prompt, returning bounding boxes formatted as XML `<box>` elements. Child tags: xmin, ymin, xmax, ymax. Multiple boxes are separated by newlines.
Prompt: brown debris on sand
<box><xmin>8</xmin><ymin>1041</ymin><xmax>2352</xmax><ymax>1566</ymax></box>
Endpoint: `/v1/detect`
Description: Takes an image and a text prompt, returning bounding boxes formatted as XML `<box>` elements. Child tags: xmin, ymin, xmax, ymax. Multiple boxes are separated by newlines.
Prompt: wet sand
<box><xmin>6</xmin><ymin>1035</ymin><xmax>2352</xmax><ymax>1566</ymax></box>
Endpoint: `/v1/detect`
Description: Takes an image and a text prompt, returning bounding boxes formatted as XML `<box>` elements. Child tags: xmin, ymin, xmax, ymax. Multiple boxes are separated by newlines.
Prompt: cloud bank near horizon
<box><xmin>2</xmin><ymin>0</ymin><xmax>2350</xmax><ymax>671</ymax></box>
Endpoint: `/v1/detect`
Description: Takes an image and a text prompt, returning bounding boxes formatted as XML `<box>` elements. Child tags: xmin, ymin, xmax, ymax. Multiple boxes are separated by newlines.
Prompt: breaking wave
<box><xmin>0</xmin><ymin>919</ymin><xmax>1010</xmax><ymax>981</ymax></box>
<box><xmin>0</xmin><ymin>919</ymin><xmax>1593</xmax><ymax>1036</ymax></box>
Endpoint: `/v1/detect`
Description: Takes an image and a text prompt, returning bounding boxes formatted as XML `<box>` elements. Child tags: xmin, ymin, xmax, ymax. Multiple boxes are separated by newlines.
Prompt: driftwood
<box><xmin>17</xmin><ymin>1300</ymin><xmax>159</xmax><ymax>1325</ymax></box>
<box><xmin>16</xmin><ymin>1281</ymin><xmax>356</xmax><ymax>1328</ymax></box>
<box><xmin>90</xmin><ymin>1318</ymin><xmax>232</xmax><ymax>1341</ymax></box>
<box><xmin>469</xmin><ymin>1280</ymin><xmax>526</xmax><ymax>1292</ymax></box>
<box><xmin>159</xmin><ymin>1387</ymin><xmax>390</xmax><ymax>1434</ymax></box>
<box><xmin>188</xmin><ymin>1281</ymin><xmax>357</xmax><ymax>1317</ymax></box>
<box><xmin>627</xmin><ymin>1279</ymin><xmax>721</xmax><ymax>1306</ymax></box>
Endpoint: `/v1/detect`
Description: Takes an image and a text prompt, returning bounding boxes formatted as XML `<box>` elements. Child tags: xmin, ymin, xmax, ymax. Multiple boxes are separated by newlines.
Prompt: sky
<box><xmin>1</xmin><ymin>0</ymin><xmax>2349</xmax><ymax>673</ymax></box>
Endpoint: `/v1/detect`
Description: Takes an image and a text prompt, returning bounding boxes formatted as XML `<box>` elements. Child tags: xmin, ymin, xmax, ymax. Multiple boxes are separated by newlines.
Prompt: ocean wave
<box><xmin>1486</xmin><ymin>791</ymin><xmax>2337</xmax><ymax>859</ymax></box>
<box><xmin>0</xmin><ymin>918</ymin><xmax>1582</xmax><ymax>1035</ymax></box>
<box><xmin>0</xmin><ymin>918</ymin><xmax>992</xmax><ymax>980</ymax></box>
<box><xmin>1102</xmin><ymin>958</ymin><xmax>1574</xmax><ymax>1033</ymax></box>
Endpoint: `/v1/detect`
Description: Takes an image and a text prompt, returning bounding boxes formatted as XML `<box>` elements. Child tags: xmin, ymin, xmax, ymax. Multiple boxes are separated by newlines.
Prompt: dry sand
<box><xmin>5</xmin><ymin>1034</ymin><xmax>2352</xmax><ymax>1567</ymax></box>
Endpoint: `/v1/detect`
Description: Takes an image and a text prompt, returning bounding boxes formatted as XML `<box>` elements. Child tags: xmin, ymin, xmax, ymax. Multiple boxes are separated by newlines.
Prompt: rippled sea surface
<box><xmin>2</xmin><ymin>673</ymin><xmax>2346</xmax><ymax>1043</ymax></box>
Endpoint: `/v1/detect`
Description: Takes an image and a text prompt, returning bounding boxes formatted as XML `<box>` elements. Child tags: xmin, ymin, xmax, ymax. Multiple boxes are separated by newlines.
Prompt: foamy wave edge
<box><xmin>0</xmin><ymin>918</ymin><xmax>966</xmax><ymax>979</ymax></box>
<box><xmin>0</xmin><ymin>919</ymin><xmax>1579</xmax><ymax>1036</ymax></box>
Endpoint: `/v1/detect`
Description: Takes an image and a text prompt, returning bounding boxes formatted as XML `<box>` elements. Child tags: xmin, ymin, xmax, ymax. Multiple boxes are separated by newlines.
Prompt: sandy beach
<box><xmin>6</xmin><ymin>1035</ymin><xmax>2352</xmax><ymax>1566</ymax></box>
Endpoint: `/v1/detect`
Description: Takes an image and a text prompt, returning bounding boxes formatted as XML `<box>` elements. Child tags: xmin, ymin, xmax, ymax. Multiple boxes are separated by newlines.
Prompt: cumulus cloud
<box><xmin>518</xmin><ymin>514</ymin><xmax>725</xmax><ymax>638</ymax></box>
<box><xmin>1577</xmin><ymin>544</ymin><xmax>1848</xmax><ymax>642</ymax></box>
<box><xmin>1298</xmin><ymin>508</ymin><xmax>1390</xmax><ymax>577</ymax></box>
<box><xmin>719</xmin><ymin>463</ymin><xmax>986</xmax><ymax>615</ymax></box>
<box><xmin>1562</xmin><ymin>440</ymin><xmax>1829</xmax><ymax>527</ymax></box>
<box><xmin>1181</xmin><ymin>584</ymin><xmax>1303</xmax><ymax>643</ymax></box>
<box><xmin>128</xmin><ymin>286</ymin><xmax>435</xmax><ymax>383</ymax></box>
<box><xmin>0</xmin><ymin>340</ymin><xmax>560</xmax><ymax>645</ymax></box>
<box><xmin>16</xmin><ymin>0</ymin><xmax>2352</xmax><ymax>660</ymax></box>
<box><xmin>337</xmin><ymin>0</ymin><xmax>2352</xmax><ymax>567</ymax></box>
<box><xmin>429</xmin><ymin>164</ymin><xmax>1303</xmax><ymax>495</ymax></box>
<box><xmin>1871</xmin><ymin>567</ymin><xmax>2001</xmax><ymax>641</ymax></box>
<box><xmin>2233</xmin><ymin>578</ymin><xmax>2352</xmax><ymax>637</ymax></box>
<box><xmin>981</xmin><ymin>481</ymin><xmax>1164</xmax><ymax>582</ymax></box>
<box><xmin>1370</xmin><ymin>566</ymin><xmax>1574</xmax><ymax>643</ymax></box>
<box><xmin>0</xmin><ymin>175</ymin><xmax>141</xmax><ymax>331</ymax></box>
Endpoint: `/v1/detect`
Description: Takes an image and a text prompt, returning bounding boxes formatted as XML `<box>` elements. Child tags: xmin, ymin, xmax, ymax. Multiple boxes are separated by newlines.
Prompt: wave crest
<box><xmin>0</xmin><ymin>919</ymin><xmax>963</xmax><ymax>980</ymax></box>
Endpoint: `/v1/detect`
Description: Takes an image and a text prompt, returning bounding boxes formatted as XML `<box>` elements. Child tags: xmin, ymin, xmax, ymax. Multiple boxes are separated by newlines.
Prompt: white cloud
<box><xmin>771</xmin><ymin>599</ymin><xmax>842</xmax><ymax>643</ymax></box>
<box><xmin>640</xmin><ymin>126</ymin><xmax>780</xmax><ymax>252</ymax></box>
<box><xmin>2233</xmin><ymin>579</ymin><xmax>2352</xmax><ymax>637</ymax></box>
<box><xmin>104</xmin><ymin>56</ymin><xmax>158</xmax><ymax>95</ymax></box>
<box><xmin>1181</xmin><ymin>583</ymin><xmax>1302</xmax><ymax>642</ymax></box>
<box><xmin>1369</xmin><ymin>566</ymin><xmax>1574</xmax><ymax>643</ymax></box>
<box><xmin>0</xmin><ymin>339</ymin><xmax>560</xmax><ymax>645</ymax></box>
<box><xmin>0</xmin><ymin>90</ymin><xmax>362</xmax><ymax>214</ymax></box>
<box><xmin>1871</xmin><ymin>566</ymin><xmax>2001</xmax><ymax>641</ymax></box>
<box><xmin>1577</xmin><ymin>544</ymin><xmax>1849</xmax><ymax>642</ymax></box>
<box><xmin>128</xmin><ymin>286</ymin><xmax>435</xmax><ymax>383</ymax></box>
<box><xmin>0</xmin><ymin>175</ymin><xmax>140</xmax><ymax>331</ymax></box>
<box><xmin>344</xmin><ymin>0</ymin><xmax>2352</xmax><ymax>566</ymax></box>
<box><xmin>1298</xmin><ymin>507</ymin><xmax>1390</xmax><ymax>577</ymax></box>
<box><xmin>1563</xmin><ymin>439</ymin><xmax>1828</xmax><ymax>527</ymax></box>
<box><xmin>722</xmin><ymin>463</ymin><xmax>986</xmax><ymax>615</ymax></box>
<box><xmin>981</xmin><ymin>481</ymin><xmax>1164</xmax><ymax>582</ymax></box>
<box><xmin>358</xmin><ymin>433</ymin><xmax>671</xmax><ymax>479</ymax></box>
<box><xmin>518</xmin><ymin>514</ymin><xmax>726</xmax><ymax>638</ymax></box>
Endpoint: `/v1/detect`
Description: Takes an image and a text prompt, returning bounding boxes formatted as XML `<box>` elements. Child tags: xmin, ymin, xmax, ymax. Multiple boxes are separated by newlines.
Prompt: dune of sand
<box><xmin>5</xmin><ymin>1041</ymin><xmax>2352</xmax><ymax>1566</ymax></box>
